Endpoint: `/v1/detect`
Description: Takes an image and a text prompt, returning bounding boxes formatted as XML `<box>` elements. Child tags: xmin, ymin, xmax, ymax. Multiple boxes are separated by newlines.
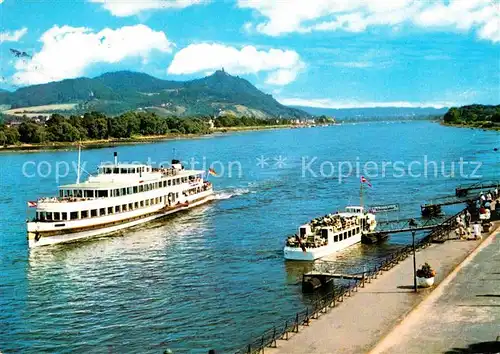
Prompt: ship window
<box><xmin>155</xmin><ymin>197</ymin><xmax>159</xmax><ymax>204</ymax></box>
<box><xmin>139</xmin><ymin>185</ymin><xmax>144</xmax><ymax>192</ymax></box>
<box><xmin>121</xmin><ymin>188</ymin><xmax>127</xmax><ymax>195</ymax></box>
<box><xmin>134</xmin><ymin>202</ymin><xmax>139</xmax><ymax>209</ymax></box>
<box><xmin>91</xmin><ymin>209</ymin><xmax>97</xmax><ymax>217</ymax></box>
<box><xmin>133</xmin><ymin>186</ymin><xmax>138</xmax><ymax>193</ymax></box>
<box><xmin>357</xmin><ymin>227</ymin><xmax>360</xmax><ymax>234</ymax></box>
<box><xmin>128</xmin><ymin>203</ymin><xmax>133</xmax><ymax>210</ymax></box>
<box><xmin>115</xmin><ymin>205</ymin><xmax>120</xmax><ymax>213</ymax></box>
<box><xmin>107</xmin><ymin>207</ymin><xmax>113</xmax><ymax>214</ymax></box>
<box><xmin>150</xmin><ymin>198</ymin><xmax>154</xmax><ymax>205</ymax></box>
<box><xmin>348</xmin><ymin>230</ymin><xmax>352</xmax><ymax>237</ymax></box>
<box><xmin>140</xmin><ymin>201</ymin><xmax>144</xmax><ymax>207</ymax></box>
<box><xmin>70</xmin><ymin>211</ymin><xmax>78</xmax><ymax>220</ymax></box>
<box><xmin>113</xmin><ymin>168</ymin><xmax>119</xmax><ymax>174</ymax></box>
<box><xmin>127</xmin><ymin>187</ymin><xmax>133</xmax><ymax>194</ymax></box>
<box><xmin>99</xmin><ymin>208</ymin><xmax>106</xmax><ymax>216</ymax></box>
<box><xmin>168</xmin><ymin>180</ymin><xmax>172</xmax><ymax>186</ymax></box>
<box><xmin>145</xmin><ymin>200</ymin><xmax>150</xmax><ymax>206</ymax></box>
<box><xmin>339</xmin><ymin>234</ymin><xmax>343</xmax><ymax>241</ymax></box>
<box><xmin>105</xmin><ymin>168</ymin><xmax>112</xmax><ymax>174</ymax></box>
<box><xmin>121</xmin><ymin>168</ymin><xmax>127</xmax><ymax>174</ymax></box>
<box><xmin>159</xmin><ymin>196</ymin><xmax>162</xmax><ymax>203</ymax></box>
<box><xmin>163</xmin><ymin>181</ymin><xmax>166</xmax><ymax>187</ymax></box>
<box><xmin>81</xmin><ymin>210</ymin><xmax>89</xmax><ymax>218</ymax></box>
<box><xmin>59</xmin><ymin>190</ymin><xmax>63</xmax><ymax>198</ymax></box>
<box><xmin>176</xmin><ymin>178</ymin><xmax>180</xmax><ymax>185</ymax></box>
<box><xmin>122</xmin><ymin>204</ymin><xmax>127</xmax><ymax>211</ymax></box>
<box><xmin>97</xmin><ymin>190</ymin><xmax>108</xmax><ymax>198</ymax></box>
<box><xmin>84</xmin><ymin>190</ymin><xmax>93</xmax><ymax>198</ymax></box>
<box><xmin>53</xmin><ymin>212</ymin><xmax>60</xmax><ymax>221</ymax></box>
<box><xmin>334</xmin><ymin>235</ymin><xmax>338</xmax><ymax>242</ymax></box>
<box><xmin>176</xmin><ymin>192</ymin><xmax>179</xmax><ymax>198</ymax></box>
<box><xmin>62</xmin><ymin>212</ymin><xmax>67</xmax><ymax>220</ymax></box>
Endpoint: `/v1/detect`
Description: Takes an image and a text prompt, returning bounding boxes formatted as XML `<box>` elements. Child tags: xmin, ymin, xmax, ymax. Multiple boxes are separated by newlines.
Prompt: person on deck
<box><xmin>472</xmin><ymin>222</ymin><xmax>482</xmax><ymax>240</ymax></box>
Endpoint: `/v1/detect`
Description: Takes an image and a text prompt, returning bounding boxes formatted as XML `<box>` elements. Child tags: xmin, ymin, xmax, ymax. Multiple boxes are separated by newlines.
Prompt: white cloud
<box><xmin>12</xmin><ymin>24</ymin><xmax>173</xmax><ymax>85</ymax></box>
<box><xmin>239</xmin><ymin>0</ymin><xmax>500</xmax><ymax>42</ymax></box>
<box><xmin>89</xmin><ymin>0</ymin><xmax>206</xmax><ymax>17</ymax></box>
<box><xmin>0</xmin><ymin>27</ymin><xmax>28</xmax><ymax>43</ymax></box>
<box><xmin>167</xmin><ymin>43</ymin><xmax>305</xmax><ymax>85</ymax></box>
<box><xmin>278</xmin><ymin>97</ymin><xmax>453</xmax><ymax>109</ymax></box>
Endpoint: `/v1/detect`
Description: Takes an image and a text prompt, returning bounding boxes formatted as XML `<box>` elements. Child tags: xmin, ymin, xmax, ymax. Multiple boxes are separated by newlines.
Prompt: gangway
<box><xmin>455</xmin><ymin>180</ymin><xmax>499</xmax><ymax>197</ymax></box>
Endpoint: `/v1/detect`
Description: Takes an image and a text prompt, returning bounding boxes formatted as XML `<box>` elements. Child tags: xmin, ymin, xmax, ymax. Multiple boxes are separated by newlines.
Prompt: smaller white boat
<box><xmin>283</xmin><ymin>206</ymin><xmax>377</xmax><ymax>261</ymax></box>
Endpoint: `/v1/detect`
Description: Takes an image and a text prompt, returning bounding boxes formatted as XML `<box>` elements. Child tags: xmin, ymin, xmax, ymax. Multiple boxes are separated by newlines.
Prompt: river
<box><xmin>1</xmin><ymin>121</ymin><xmax>498</xmax><ymax>353</ymax></box>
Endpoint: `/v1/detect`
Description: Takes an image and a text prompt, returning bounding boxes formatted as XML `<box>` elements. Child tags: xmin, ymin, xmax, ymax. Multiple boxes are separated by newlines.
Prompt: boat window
<box><xmin>168</xmin><ymin>180</ymin><xmax>172</xmax><ymax>186</ymax></box>
<box><xmin>120</xmin><ymin>168</ymin><xmax>127</xmax><ymax>174</ymax></box>
<box><xmin>107</xmin><ymin>207</ymin><xmax>113</xmax><ymax>215</ymax></box>
<box><xmin>334</xmin><ymin>235</ymin><xmax>338</xmax><ymax>242</ymax></box>
<box><xmin>127</xmin><ymin>187</ymin><xmax>133</xmax><ymax>194</ymax></box>
<box><xmin>74</xmin><ymin>190</ymin><xmax>82</xmax><ymax>198</ymax></box>
<box><xmin>122</xmin><ymin>204</ymin><xmax>127</xmax><ymax>211</ymax></box>
<box><xmin>91</xmin><ymin>209</ymin><xmax>97</xmax><ymax>217</ymax></box>
<box><xmin>97</xmin><ymin>190</ymin><xmax>108</xmax><ymax>198</ymax></box>
<box><xmin>159</xmin><ymin>196</ymin><xmax>162</xmax><ymax>203</ymax></box>
<box><xmin>163</xmin><ymin>181</ymin><xmax>167</xmax><ymax>187</ymax></box>
<box><xmin>52</xmin><ymin>212</ymin><xmax>59</xmax><ymax>221</ymax></box>
<box><xmin>99</xmin><ymin>208</ymin><xmax>106</xmax><ymax>216</ymax></box>
<box><xmin>128</xmin><ymin>203</ymin><xmax>133</xmax><ymax>210</ymax></box>
<box><xmin>133</xmin><ymin>186</ymin><xmax>138</xmax><ymax>193</ymax></box>
<box><xmin>82</xmin><ymin>210</ymin><xmax>89</xmax><ymax>218</ymax></box>
<box><xmin>176</xmin><ymin>178</ymin><xmax>180</xmax><ymax>185</ymax></box>
<box><xmin>84</xmin><ymin>190</ymin><xmax>93</xmax><ymax>198</ymax></box>
<box><xmin>62</xmin><ymin>212</ymin><xmax>67</xmax><ymax>220</ymax></box>
<box><xmin>348</xmin><ymin>230</ymin><xmax>352</xmax><ymax>237</ymax></box>
<box><xmin>339</xmin><ymin>234</ymin><xmax>343</xmax><ymax>241</ymax></box>
<box><xmin>121</xmin><ymin>188</ymin><xmax>127</xmax><ymax>195</ymax></box>
<box><xmin>106</xmin><ymin>168</ymin><xmax>112</xmax><ymax>174</ymax></box>
<box><xmin>176</xmin><ymin>192</ymin><xmax>179</xmax><ymax>198</ymax></box>
<box><xmin>146</xmin><ymin>200</ymin><xmax>150</xmax><ymax>206</ymax></box>
<box><xmin>344</xmin><ymin>232</ymin><xmax>347</xmax><ymax>239</ymax></box>
<box><xmin>113</xmin><ymin>168</ymin><xmax>119</xmax><ymax>174</ymax></box>
<box><xmin>59</xmin><ymin>190</ymin><xmax>63</xmax><ymax>198</ymax></box>
<box><xmin>115</xmin><ymin>205</ymin><xmax>120</xmax><ymax>213</ymax></box>
<box><xmin>70</xmin><ymin>211</ymin><xmax>78</xmax><ymax>220</ymax></box>
<box><xmin>139</xmin><ymin>185</ymin><xmax>144</xmax><ymax>192</ymax></box>
<box><xmin>140</xmin><ymin>201</ymin><xmax>144</xmax><ymax>207</ymax></box>
<box><xmin>134</xmin><ymin>202</ymin><xmax>139</xmax><ymax>209</ymax></box>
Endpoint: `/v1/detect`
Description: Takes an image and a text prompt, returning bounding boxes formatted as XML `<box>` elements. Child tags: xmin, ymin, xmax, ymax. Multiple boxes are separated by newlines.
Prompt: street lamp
<box><xmin>409</xmin><ymin>218</ymin><xmax>418</xmax><ymax>293</ymax></box>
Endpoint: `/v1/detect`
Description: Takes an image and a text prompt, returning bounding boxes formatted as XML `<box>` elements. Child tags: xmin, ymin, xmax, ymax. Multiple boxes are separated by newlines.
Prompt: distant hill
<box><xmin>293</xmin><ymin>106</ymin><xmax>448</xmax><ymax>119</ymax></box>
<box><xmin>0</xmin><ymin>70</ymin><xmax>308</xmax><ymax>118</ymax></box>
<box><xmin>443</xmin><ymin>104</ymin><xmax>499</xmax><ymax>128</ymax></box>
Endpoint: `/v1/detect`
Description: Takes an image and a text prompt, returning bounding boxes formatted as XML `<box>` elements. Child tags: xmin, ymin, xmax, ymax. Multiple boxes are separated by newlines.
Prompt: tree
<box><xmin>443</xmin><ymin>107</ymin><xmax>461</xmax><ymax>123</ymax></box>
<box><xmin>82</xmin><ymin>111</ymin><xmax>108</xmax><ymax>139</ymax></box>
<box><xmin>18</xmin><ymin>122</ymin><xmax>47</xmax><ymax>143</ymax></box>
<box><xmin>47</xmin><ymin>121</ymin><xmax>81</xmax><ymax>142</ymax></box>
<box><xmin>0</xmin><ymin>130</ymin><xmax>6</xmax><ymax>146</ymax></box>
<box><xmin>3</xmin><ymin>127</ymin><xmax>20</xmax><ymax>145</ymax></box>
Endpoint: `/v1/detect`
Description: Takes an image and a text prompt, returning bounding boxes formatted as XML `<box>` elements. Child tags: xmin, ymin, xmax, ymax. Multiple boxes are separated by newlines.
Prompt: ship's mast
<box><xmin>360</xmin><ymin>182</ymin><xmax>364</xmax><ymax>208</ymax></box>
<box><xmin>76</xmin><ymin>142</ymin><xmax>81</xmax><ymax>184</ymax></box>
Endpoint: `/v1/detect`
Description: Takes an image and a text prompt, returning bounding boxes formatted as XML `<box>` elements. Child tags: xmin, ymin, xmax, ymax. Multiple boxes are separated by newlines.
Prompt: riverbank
<box><xmin>441</xmin><ymin>121</ymin><xmax>500</xmax><ymax>131</ymax></box>
<box><xmin>0</xmin><ymin>124</ymin><xmax>297</xmax><ymax>153</ymax></box>
<box><xmin>266</xmin><ymin>222</ymin><xmax>500</xmax><ymax>354</ymax></box>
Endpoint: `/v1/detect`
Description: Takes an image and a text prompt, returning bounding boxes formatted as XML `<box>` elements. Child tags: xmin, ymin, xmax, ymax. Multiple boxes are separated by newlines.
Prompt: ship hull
<box><xmin>284</xmin><ymin>233</ymin><xmax>361</xmax><ymax>261</ymax></box>
<box><xmin>27</xmin><ymin>193</ymin><xmax>214</xmax><ymax>248</ymax></box>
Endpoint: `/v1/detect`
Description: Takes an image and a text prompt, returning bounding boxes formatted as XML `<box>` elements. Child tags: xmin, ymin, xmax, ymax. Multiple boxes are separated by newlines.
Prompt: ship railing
<box><xmin>236</xmin><ymin>207</ymin><xmax>469</xmax><ymax>353</ymax></box>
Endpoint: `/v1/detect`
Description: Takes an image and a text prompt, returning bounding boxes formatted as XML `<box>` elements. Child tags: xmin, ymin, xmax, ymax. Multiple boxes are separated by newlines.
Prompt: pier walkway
<box><xmin>266</xmin><ymin>223</ymin><xmax>499</xmax><ymax>354</ymax></box>
<box><xmin>371</xmin><ymin>229</ymin><xmax>500</xmax><ymax>354</ymax></box>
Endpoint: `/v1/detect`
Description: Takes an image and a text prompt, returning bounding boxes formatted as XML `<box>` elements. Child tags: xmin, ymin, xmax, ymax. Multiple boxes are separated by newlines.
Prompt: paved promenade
<box><xmin>371</xmin><ymin>229</ymin><xmax>500</xmax><ymax>354</ymax></box>
<box><xmin>268</xmin><ymin>223</ymin><xmax>499</xmax><ymax>354</ymax></box>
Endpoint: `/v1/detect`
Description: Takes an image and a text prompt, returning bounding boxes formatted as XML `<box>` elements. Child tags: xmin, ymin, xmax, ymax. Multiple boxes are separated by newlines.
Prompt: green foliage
<box><xmin>18</xmin><ymin>122</ymin><xmax>47</xmax><ymax>143</ymax></box>
<box><xmin>443</xmin><ymin>104</ymin><xmax>500</xmax><ymax>125</ymax></box>
<box><xmin>0</xmin><ymin>108</ymin><xmax>295</xmax><ymax>146</ymax></box>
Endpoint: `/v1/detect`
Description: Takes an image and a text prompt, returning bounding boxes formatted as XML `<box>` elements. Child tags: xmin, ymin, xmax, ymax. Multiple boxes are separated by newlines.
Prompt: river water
<box><xmin>1</xmin><ymin>121</ymin><xmax>498</xmax><ymax>353</ymax></box>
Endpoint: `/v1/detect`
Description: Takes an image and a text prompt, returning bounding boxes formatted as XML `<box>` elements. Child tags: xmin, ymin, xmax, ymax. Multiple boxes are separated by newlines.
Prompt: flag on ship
<box><xmin>27</xmin><ymin>201</ymin><xmax>37</xmax><ymax>208</ymax></box>
<box><xmin>360</xmin><ymin>176</ymin><xmax>372</xmax><ymax>187</ymax></box>
<box><xmin>208</xmin><ymin>168</ymin><xmax>218</xmax><ymax>176</ymax></box>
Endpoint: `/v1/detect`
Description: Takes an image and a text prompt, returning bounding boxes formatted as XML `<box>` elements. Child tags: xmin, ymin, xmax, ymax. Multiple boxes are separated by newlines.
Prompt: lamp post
<box><xmin>409</xmin><ymin>218</ymin><xmax>418</xmax><ymax>293</ymax></box>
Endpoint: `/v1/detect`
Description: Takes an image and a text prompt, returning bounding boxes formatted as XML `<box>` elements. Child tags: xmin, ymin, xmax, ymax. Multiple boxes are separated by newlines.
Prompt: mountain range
<box><xmin>0</xmin><ymin>70</ymin><xmax>308</xmax><ymax>118</ymax></box>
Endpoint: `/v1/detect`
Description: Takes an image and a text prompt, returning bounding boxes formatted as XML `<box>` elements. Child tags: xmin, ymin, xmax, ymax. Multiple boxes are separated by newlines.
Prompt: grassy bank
<box><xmin>0</xmin><ymin>124</ymin><xmax>297</xmax><ymax>153</ymax></box>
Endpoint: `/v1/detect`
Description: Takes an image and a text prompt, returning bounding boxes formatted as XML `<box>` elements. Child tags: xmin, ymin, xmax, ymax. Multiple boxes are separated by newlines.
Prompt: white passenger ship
<box><xmin>26</xmin><ymin>152</ymin><xmax>214</xmax><ymax>248</ymax></box>
<box><xmin>283</xmin><ymin>206</ymin><xmax>377</xmax><ymax>261</ymax></box>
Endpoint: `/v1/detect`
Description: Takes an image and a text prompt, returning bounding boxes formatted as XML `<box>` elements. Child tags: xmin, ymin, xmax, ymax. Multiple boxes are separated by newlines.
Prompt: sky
<box><xmin>0</xmin><ymin>0</ymin><xmax>499</xmax><ymax>108</ymax></box>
